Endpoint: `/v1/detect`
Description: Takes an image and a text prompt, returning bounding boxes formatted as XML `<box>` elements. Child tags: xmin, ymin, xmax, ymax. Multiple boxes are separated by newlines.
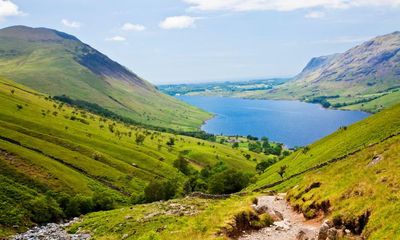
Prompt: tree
<box><xmin>261</xmin><ymin>137</ymin><xmax>270</xmax><ymax>149</ymax></box>
<box><xmin>248</xmin><ymin>142</ymin><xmax>262</xmax><ymax>153</ymax></box>
<box><xmin>277</xmin><ymin>165</ymin><xmax>287</xmax><ymax>179</ymax></box>
<box><xmin>93</xmin><ymin>191</ymin><xmax>115</xmax><ymax>211</ymax></box>
<box><xmin>10</xmin><ymin>89</ymin><xmax>15</xmax><ymax>94</ymax></box>
<box><xmin>16</xmin><ymin>104</ymin><xmax>23</xmax><ymax>111</ymax></box>
<box><xmin>232</xmin><ymin>142</ymin><xmax>239</xmax><ymax>149</ymax></box>
<box><xmin>135</xmin><ymin>134</ymin><xmax>146</xmax><ymax>145</ymax></box>
<box><xmin>29</xmin><ymin>196</ymin><xmax>63</xmax><ymax>223</ymax></box>
<box><xmin>256</xmin><ymin>158</ymin><xmax>277</xmax><ymax>174</ymax></box>
<box><xmin>208</xmin><ymin>169</ymin><xmax>250</xmax><ymax>194</ymax></box>
<box><xmin>166</xmin><ymin>137</ymin><xmax>175</xmax><ymax>147</ymax></box>
<box><xmin>144</xmin><ymin>179</ymin><xmax>177</xmax><ymax>202</ymax></box>
<box><xmin>173</xmin><ymin>157</ymin><xmax>191</xmax><ymax>175</ymax></box>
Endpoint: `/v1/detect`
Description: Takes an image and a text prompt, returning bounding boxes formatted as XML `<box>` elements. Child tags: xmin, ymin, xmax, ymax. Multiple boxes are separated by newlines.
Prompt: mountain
<box><xmin>258</xmin><ymin>32</ymin><xmax>400</xmax><ymax>112</ymax></box>
<box><xmin>0</xmin><ymin>77</ymin><xmax>266</xmax><ymax>236</ymax></box>
<box><xmin>0</xmin><ymin>26</ymin><xmax>210</xmax><ymax>131</ymax></box>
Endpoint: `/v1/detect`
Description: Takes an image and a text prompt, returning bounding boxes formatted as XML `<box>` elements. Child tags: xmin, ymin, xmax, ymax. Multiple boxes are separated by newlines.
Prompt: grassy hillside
<box><xmin>286</xmin><ymin>134</ymin><xmax>400</xmax><ymax>239</ymax></box>
<box><xmin>0</xmin><ymin>77</ymin><xmax>267</xmax><ymax>237</ymax></box>
<box><xmin>0</xmin><ymin>26</ymin><xmax>210</xmax><ymax>131</ymax></box>
<box><xmin>68</xmin><ymin>195</ymin><xmax>256</xmax><ymax>240</ymax></box>
<box><xmin>243</xmin><ymin>103</ymin><xmax>400</xmax><ymax>238</ymax></box>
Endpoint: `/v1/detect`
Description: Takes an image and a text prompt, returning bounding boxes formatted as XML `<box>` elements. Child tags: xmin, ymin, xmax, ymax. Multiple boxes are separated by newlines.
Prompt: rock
<box><xmin>345</xmin><ymin>229</ymin><xmax>351</xmax><ymax>235</ymax></box>
<box><xmin>296</xmin><ymin>230</ymin><xmax>308</xmax><ymax>240</ymax></box>
<box><xmin>318</xmin><ymin>222</ymin><xmax>330</xmax><ymax>240</ymax></box>
<box><xmin>125</xmin><ymin>215</ymin><xmax>132</xmax><ymax>220</ymax></box>
<box><xmin>323</xmin><ymin>219</ymin><xmax>333</xmax><ymax>228</ymax></box>
<box><xmin>273</xmin><ymin>210</ymin><xmax>284</xmax><ymax>221</ymax></box>
<box><xmin>122</xmin><ymin>233</ymin><xmax>129</xmax><ymax>239</ymax></box>
<box><xmin>326</xmin><ymin>228</ymin><xmax>338</xmax><ymax>240</ymax></box>
<box><xmin>12</xmin><ymin>220</ymin><xmax>91</xmax><ymax>240</ymax></box>
<box><xmin>254</xmin><ymin>204</ymin><xmax>268</xmax><ymax>214</ymax></box>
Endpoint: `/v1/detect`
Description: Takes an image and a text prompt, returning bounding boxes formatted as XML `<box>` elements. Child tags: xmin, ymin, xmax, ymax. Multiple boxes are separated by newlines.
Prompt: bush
<box><xmin>256</xmin><ymin>158</ymin><xmax>277</xmax><ymax>174</ymax></box>
<box><xmin>144</xmin><ymin>179</ymin><xmax>177</xmax><ymax>202</ymax></box>
<box><xmin>208</xmin><ymin>169</ymin><xmax>250</xmax><ymax>194</ymax></box>
<box><xmin>173</xmin><ymin>157</ymin><xmax>191</xmax><ymax>175</ymax></box>
<box><xmin>93</xmin><ymin>191</ymin><xmax>115</xmax><ymax>211</ymax></box>
<box><xmin>29</xmin><ymin>196</ymin><xmax>63</xmax><ymax>223</ymax></box>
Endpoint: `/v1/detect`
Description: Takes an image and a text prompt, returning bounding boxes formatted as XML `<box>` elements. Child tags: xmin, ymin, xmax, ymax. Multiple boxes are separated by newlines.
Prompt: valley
<box><xmin>0</xmin><ymin>23</ymin><xmax>399</xmax><ymax>240</ymax></box>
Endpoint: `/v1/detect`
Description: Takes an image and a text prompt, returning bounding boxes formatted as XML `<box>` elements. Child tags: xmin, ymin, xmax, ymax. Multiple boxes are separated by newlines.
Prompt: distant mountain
<box><xmin>0</xmin><ymin>26</ymin><xmax>210</xmax><ymax>131</ymax></box>
<box><xmin>264</xmin><ymin>32</ymin><xmax>400</xmax><ymax>112</ymax></box>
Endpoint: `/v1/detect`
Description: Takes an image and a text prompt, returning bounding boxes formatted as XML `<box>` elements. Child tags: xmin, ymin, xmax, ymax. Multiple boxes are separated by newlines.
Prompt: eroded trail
<box><xmin>239</xmin><ymin>194</ymin><xmax>321</xmax><ymax>240</ymax></box>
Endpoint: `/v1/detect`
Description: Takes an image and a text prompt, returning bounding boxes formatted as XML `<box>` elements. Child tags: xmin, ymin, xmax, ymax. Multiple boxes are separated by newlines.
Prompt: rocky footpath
<box><xmin>239</xmin><ymin>195</ymin><xmax>358</xmax><ymax>240</ymax></box>
<box><xmin>12</xmin><ymin>218</ymin><xmax>90</xmax><ymax>240</ymax></box>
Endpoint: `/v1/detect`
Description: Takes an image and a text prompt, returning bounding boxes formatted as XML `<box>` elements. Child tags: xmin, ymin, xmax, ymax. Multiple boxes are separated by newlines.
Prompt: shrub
<box><xmin>93</xmin><ymin>191</ymin><xmax>115</xmax><ymax>211</ymax></box>
<box><xmin>256</xmin><ymin>158</ymin><xmax>277</xmax><ymax>174</ymax></box>
<box><xmin>208</xmin><ymin>169</ymin><xmax>250</xmax><ymax>194</ymax></box>
<box><xmin>144</xmin><ymin>179</ymin><xmax>177</xmax><ymax>202</ymax></box>
<box><xmin>29</xmin><ymin>196</ymin><xmax>63</xmax><ymax>223</ymax></box>
<box><xmin>173</xmin><ymin>157</ymin><xmax>191</xmax><ymax>175</ymax></box>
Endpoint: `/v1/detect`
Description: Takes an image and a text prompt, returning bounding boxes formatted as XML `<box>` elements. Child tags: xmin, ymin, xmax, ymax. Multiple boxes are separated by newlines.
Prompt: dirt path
<box><xmin>239</xmin><ymin>194</ymin><xmax>321</xmax><ymax>240</ymax></box>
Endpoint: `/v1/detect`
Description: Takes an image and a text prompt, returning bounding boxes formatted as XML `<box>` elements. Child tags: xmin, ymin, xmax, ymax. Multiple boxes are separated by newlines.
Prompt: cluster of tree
<box><xmin>306</xmin><ymin>96</ymin><xmax>332</xmax><ymax>108</ymax></box>
<box><xmin>19</xmin><ymin>191</ymin><xmax>117</xmax><ymax>225</ymax></box>
<box><xmin>178</xmin><ymin>159</ymin><xmax>252</xmax><ymax>195</ymax></box>
<box><xmin>133</xmin><ymin>160</ymin><xmax>253</xmax><ymax>204</ymax></box>
<box><xmin>255</xmin><ymin>157</ymin><xmax>277</xmax><ymax>174</ymax></box>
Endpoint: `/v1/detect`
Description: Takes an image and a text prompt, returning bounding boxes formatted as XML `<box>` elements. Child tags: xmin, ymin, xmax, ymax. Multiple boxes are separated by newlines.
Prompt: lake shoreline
<box><xmin>177</xmin><ymin>95</ymin><xmax>370</xmax><ymax>148</ymax></box>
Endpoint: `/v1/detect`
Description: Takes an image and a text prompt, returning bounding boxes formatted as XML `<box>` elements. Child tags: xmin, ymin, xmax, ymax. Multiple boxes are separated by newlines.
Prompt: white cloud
<box><xmin>121</xmin><ymin>22</ymin><xmax>146</xmax><ymax>31</ymax></box>
<box><xmin>0</xmin><ymin>0</ymin><xmax>23</xmax><ymax>21</ymax></box>
<box><xmin>106</xmin><ymin>36</ymin><xmax>127</xmax><ymax>42</ymax></box>
<box><xmin>159</xmin><ymin>15</ymin><xmax>197</xmax><ymax>29</ymax></box>
<box><xmin>61</xmin><ymin>19</ymin><xmax>81</xmax><ymax>28</ymax></box>
<box><xmin>305</xmin><ymin>11</ymin><xmax>325</xmax><ymax>18</ymax></box>
<box><xmin>183</xmin><ymin>0</ymin><xmax>400</xmax><ymax>12</ymax></box>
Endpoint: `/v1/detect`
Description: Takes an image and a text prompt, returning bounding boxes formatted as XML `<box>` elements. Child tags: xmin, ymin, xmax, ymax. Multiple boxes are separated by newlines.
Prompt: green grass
<box><xmin>286</xmin><ymin>134</ymin><xmax>400</xmax><ymax>239</ymax></box>
<box><xmin>0</xmin><ymin>77</ymin><xmax>269</xmax><ymax>236</ymax></box>
<box><xmin>69</xmin><ymin>195</ymin><xmax>256</xmax><ymax>240</ymax></box>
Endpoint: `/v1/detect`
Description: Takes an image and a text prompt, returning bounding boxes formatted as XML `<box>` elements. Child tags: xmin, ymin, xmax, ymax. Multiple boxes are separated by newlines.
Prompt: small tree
<box><xmin>232</xmin><ymin>142</ymin><xmax>239</xmax><ymax>149</ymax></box>
<box><xmin>166</xmin><ymin>137</ymin><xmax>175</xmax><ymax>147</ymax></box>
<box><xmin>256</xmin><ymin>158</ymin><xmax>277</xmax><ymax>174</ymax></box>
<box><xmin>135</xmin><ymin>134</ymin><xmax>146</xmax><ymax>145</ymax></box>
<box><xmin>10</xmin><ymin>89</ymin><xmax>15</xmax><ymax>95</ymax></box>
<box><xmin>277</xmin><ymin>165</ymin><xmax>287</xmax><ymax>179</ymax></box>
<box><xmin>173</xmin><ymin>157</ymin><xmax>191</xmax><ymax>175</ymax></box>
<box><xmin>16</xmin><ymin>104</ymin><xmax>23</xmax><ymax>111</ymax></box>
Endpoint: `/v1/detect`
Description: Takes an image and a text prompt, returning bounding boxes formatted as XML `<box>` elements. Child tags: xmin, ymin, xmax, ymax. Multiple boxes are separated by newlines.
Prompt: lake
<box><xmin>177</xmin><ymin>96</ymin><xmax>370</xmax><ymax>147</ymax></box>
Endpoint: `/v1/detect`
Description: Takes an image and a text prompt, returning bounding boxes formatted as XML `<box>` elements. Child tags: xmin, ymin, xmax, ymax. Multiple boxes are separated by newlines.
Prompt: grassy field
<box><xmin>68</xmin><ymin>195</ymin><xmax>257</xmax><ymax>240</ymax></box>
<box><xmin>0</xmin><ymin>77</ymin><xmax>269</xmax><ymax>236</ymax></box>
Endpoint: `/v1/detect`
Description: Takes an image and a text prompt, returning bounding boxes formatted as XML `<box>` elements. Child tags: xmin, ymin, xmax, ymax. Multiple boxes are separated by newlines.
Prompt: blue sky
<box><xmin>1</xmin><ymin>0</ymin><xmax>400</xmax><ymax>84</ymax></box>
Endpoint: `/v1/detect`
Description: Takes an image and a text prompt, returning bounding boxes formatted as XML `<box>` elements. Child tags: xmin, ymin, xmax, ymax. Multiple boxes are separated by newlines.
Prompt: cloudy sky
<box><xmin>1</xmin><ymin>0</ymin><xmax>400</xmax><ymax>84</ymax></box>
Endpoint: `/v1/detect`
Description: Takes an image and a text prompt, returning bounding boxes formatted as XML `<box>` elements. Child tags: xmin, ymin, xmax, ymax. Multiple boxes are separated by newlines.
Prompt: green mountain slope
<box><xmin>0</xmin><ymin>77</ymin><xmax>265</xmax><ymax>236</ymax></box>
<box><xmin>254</xmin><ymin>32</ymin><xmax>400</xmax><ymax>112</ymax></box>
<box><xmin>246</xmin><ymin>103</ymin><xmax>400</xmax><ymax>238</ymax></box>
<box><xmin>0</xmin><ymin>25</ymin><xmax>210</xmax><ymax>131</ymax></box>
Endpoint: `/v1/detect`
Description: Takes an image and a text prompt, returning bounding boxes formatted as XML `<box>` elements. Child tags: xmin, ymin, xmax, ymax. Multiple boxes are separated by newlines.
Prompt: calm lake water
<box><xmin>177</xmin><ymin>96</ymin><xmax>370</xmax><ymax>147</ymax></box>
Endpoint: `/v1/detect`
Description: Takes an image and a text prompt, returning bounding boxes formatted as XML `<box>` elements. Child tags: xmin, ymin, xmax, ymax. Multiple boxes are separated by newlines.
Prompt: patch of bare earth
<box><xmin>239</xmin><ymin>194</ymin><xmax>321</xmax><ymax>240</ymax></box>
